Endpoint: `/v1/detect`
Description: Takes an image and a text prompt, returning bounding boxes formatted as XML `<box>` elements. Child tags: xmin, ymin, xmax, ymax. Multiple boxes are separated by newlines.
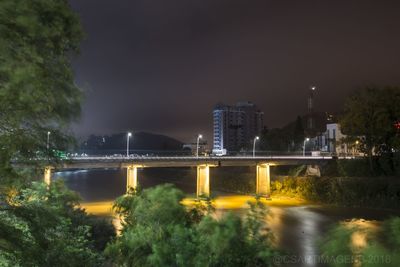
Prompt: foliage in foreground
<box><xmin>320</xmin><ymin>217</ymin><xmax>400</xmax><ymax>267</ymax></box>
<box><xmin>0</xmin><ymin>180</ymin><xmax>114</xmax><ymax>267</ymax></box>
<box><xmin>0</xmin><ymin>0</ymin><xmax>83</xmax><ymax>190</ymax></box>
<box><xmin>0</xmin><ymin>1</ymin><xmax>117</xmax><ymax>266</ymax></box>
<box><xmin>106</xmin><ymin>184</ymin><xmax>277</xmax><ymax>267</ymax></box>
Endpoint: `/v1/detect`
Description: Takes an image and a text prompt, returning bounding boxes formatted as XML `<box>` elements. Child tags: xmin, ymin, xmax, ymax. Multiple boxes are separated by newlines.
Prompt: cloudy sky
<box><xmin>69</xmin><ymin>0</ymin><xmax>400</xmax><ymax>142</ymax></box>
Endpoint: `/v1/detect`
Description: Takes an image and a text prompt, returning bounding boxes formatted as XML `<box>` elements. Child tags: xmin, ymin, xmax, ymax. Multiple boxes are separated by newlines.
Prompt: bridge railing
<box><xmin>65</xmin><ymin>155</ymin><xmax>340</xmax><ymax>161</ymax></box>
<box><xmin>66</xmin><ymin>149</ymin><xmax>336</xmax><ymax>158</ymax></box>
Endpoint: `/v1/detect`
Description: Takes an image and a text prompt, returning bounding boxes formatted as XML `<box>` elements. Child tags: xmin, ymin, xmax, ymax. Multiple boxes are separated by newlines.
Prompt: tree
<box><xmin>260</xmin><ymin>116</ymin><xmax>306</xmax><ymax>153</ymax></box>
<box><xmin>260</xmin><ymin>127</ymin><xmax>291</xmax><ymax>152</ymax></box>
<box><xmin>293</xmin><ymin>116</ymin><xmax>305</xmax><ymax>149</ymax></box>
<box><xmin>340</xmin><ymin>86</ymin><xmax>400</xmax><ymax>170</ymax></box>
<box><xmin>106</xmin><ymin>184</ymin><xmax>277</xmax><ymax>267</ymax></box>
<box><xmin>0</xmin><ymin>0</ymin><xmax>83</xmax><ymax>188</ymax></box>
<box><xmin>0</xmin><ymin>1</ymin><xmax>115</xmax><ymax>265</ymax></box>
<box><xmin>0</xmin><ymin>180</ymin><xmax>105</xmax><ymax>266</ymax></box>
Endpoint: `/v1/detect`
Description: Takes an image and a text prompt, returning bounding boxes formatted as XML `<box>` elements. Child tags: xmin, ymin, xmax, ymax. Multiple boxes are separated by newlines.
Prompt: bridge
<box><xmin>43</xmin><ymin>156</ymin><xmax>336</xmax><ymax>198</ymax></box>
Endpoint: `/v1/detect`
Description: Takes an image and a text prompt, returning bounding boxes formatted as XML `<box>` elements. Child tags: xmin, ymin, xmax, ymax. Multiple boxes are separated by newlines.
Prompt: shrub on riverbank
<box><xmin>320</xmin><ymin>217</ymin><xmax>400</xmax><ymax>267</ymax></box>
<box><xmin>271</xmin><ymin>176</ymin><xmax>400</xmax><ymax>209</ymax></box>
<box><xmin>321</xmin><ymin>157</ymin><xmax>400</xmax><ymax>177</ymax></box>
<box><xmin>0</xmin><ymin>180</ymin><xmax>113</xmax><ymax>266</ymax></box>
<box><xmin>106</xmin><ymin>184</ymin><xmax>278</xmax><ymax>266</ymax></box>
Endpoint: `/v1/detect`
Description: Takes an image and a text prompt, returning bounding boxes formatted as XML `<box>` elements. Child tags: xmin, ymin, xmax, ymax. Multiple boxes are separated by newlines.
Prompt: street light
<box><xmin>253</xmin><ymin>136</ymin><xmax>259</xmax><ymax>158</ymax></box>
<box><xmin>127</xmin><ymin>132</ymin><xmax>132</xmax><ymax>157</ymax></box>
<box><xmin>196</xmin><ymin>134</ymin><xmax>202</xmax><ymax>158</ymax></box>
<box><xmin>47</xmin><ymin>131</ymin><xmax>51</xmax><ymax>150</ymax></box>
<box><xmin>303</xmin><ymin>138</ymin><xmax>310</xmax><ymax>156</ymax></box>
<box><xmin>353</xmin><ymin>140</ymin><xmax>359</xmax><ymax>157</ymax></box>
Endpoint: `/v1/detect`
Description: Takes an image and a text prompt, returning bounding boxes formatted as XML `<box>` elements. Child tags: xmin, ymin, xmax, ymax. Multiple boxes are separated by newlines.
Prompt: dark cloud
<box><xmin>69</xmin><ymin>0</ymin><xmax>400</xmax><ymax>142</ymax></box>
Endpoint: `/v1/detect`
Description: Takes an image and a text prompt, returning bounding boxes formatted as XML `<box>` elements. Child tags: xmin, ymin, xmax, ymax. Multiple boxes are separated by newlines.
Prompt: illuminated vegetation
<box><xmin>321</xmin><ymin>217</ymin><xmax>400</xmax><ymax>267</ymax></box>
<box><xmin>105</xmin><ymin>184</ymin><xmax>278</xmax><ymax>267</ymax></box>
<box><xmin>0</xmin><ymin>180</ymin><xmax>114</xmax><ymax>266</ymax></box>
<box><xmin>270</xmin><ymin>176</ymin><xmax>400</xmax><ymax>209</ymax></box>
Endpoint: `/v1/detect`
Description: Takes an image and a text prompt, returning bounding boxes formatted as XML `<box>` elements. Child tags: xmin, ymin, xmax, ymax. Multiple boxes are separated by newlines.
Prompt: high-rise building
<box><xmin>212</xmin><ymin>101</ymin><xmax>263</xmax><ymax>155</ymax></box>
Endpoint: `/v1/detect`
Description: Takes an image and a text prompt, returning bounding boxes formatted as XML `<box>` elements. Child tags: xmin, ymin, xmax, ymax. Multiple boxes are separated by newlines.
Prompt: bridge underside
<box><xmin>45</xmin><ymin>163</ymin><xmax>273</xmax><ymax>198</ymax></box>
<box><xmin>42</xmin><ymin>156</ymin><xmax>330</xmax><ymax>198</ymax></box>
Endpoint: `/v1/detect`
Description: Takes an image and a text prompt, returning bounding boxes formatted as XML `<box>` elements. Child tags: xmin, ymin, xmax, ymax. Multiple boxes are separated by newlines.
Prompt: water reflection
<box><xmin>55</xmin><ymin>169</ymin><xmax>399</xmax><ymax>267</ymax></box>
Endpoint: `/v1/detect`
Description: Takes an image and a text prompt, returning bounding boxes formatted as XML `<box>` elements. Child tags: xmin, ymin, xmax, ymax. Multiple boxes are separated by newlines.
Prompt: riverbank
<box><xmin>80</xmin><ymin>194</ymin><xmax>309</xmax><ymax>216</ymax></box>
<box><xmin>270</xmin><ymin>176</ymin><xmax>400</xmax><ymax>210</ymax></box>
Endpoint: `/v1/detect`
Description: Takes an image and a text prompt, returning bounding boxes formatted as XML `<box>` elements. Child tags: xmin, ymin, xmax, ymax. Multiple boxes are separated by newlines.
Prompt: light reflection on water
<box><xmin>55</xmin><ymin>169</ymin><xmax>399</xmax><ymax>267</ymax></box>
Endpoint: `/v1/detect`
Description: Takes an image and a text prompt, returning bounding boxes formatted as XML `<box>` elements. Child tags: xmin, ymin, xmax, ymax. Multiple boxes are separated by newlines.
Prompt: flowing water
<box><xmin>54</xmin><ymin>169</ymin><xmax>399</xmax><ymax>267</ymax></box>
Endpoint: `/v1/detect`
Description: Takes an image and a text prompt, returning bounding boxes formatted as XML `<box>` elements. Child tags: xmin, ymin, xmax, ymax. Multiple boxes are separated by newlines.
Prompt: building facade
<box><xmin>309</xmin><ymin>123</ymin><xmax>351</xmax><ymax>155</ymax></box>
<box><xmin>212</xmin><ymin>102</ymin><xmax>263</xmax><ymax>155</ymax></box>
<box><xmin>325</xmin><ymin>123</ymin><xmax>348</xmax><ymax>155</ymax></box>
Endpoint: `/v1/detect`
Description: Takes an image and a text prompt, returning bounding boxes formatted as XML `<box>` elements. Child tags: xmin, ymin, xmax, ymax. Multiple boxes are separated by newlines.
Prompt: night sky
<box><xmin>69</xmin><ymin>0</ymin><xmax>400</xmax><ymax>143</ymax></box>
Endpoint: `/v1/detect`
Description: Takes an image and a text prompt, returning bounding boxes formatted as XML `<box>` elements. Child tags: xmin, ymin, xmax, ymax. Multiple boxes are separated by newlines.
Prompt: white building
<box><xmin>325</xmin><ymin>123</ymin><xmax>348</xmax><ymax>155</ymax></box>
<box><xmin>310</xmin><ymin>123</ymin><xmax>352</xmax><ymax>156</ymax></box>
<box><xmin>212</xmin><ymin>102</ymin><xmax>263</xmax><ymax>155</ymax></box>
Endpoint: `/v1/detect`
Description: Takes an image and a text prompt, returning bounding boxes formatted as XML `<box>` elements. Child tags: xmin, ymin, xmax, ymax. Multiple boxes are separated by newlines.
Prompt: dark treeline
<box><xmin>81</xmin><ymin>132</ymin><xmax>184</xmax><ymax>154</ymax></box>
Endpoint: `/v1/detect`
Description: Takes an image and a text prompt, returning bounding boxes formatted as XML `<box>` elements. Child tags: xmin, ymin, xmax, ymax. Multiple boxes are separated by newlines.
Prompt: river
<box><xmin>54</xmin><ymin>169</ymin><xmax>399</xmax><ymax>267</ymax></box>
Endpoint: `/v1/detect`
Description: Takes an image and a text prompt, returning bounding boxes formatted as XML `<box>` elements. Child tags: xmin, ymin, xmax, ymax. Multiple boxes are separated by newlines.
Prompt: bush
<box><xmin>106</xmin><ymin>184</ymin><xmax>278</xmax><ymax>267</ymax></box>
<box><xmin>271</xmin><ymin>176</ymin><xmax>400</xmax><ymax>208</ymax></box>
<box><xmin>320</xmin><ymin>217</ymin><xmax>400</xmax><ymax>267</ymax></box>
<box><xmin>0</xmin><ymin>180</ymin><xmax>107</xmax><ymax>266</ymax></box>
<box><xmin>321</xmin><ymin>156</ymin><xmax>400</xmax><ymax>177</ymax></box>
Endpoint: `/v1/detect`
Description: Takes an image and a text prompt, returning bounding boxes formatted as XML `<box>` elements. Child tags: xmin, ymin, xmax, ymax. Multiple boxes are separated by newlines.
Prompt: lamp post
<box><xmin>353</xmin><ymin>140</ymin><xmax>359</xmax><ymax>157</ymax></box>
<box><xmin>253</xmin><ymin>136</ymin><xmax>259</xmax><ymax>158</ymax></box>
<box><xmin>47</xmin><ymin>131</ymin><xmax>51</xmax><ymax>150</ymax></box>
<box><xmin>303</xmin><ymin>138</ymin><xmax>310</xmax><ymax>157</ymax></box>
<box><xmin>127</xmin><ymin>132</ymin><xmax>132</xmax><ymax>157</ymax></box>
<box><xmin>196</xmin><ymin>134</ymin><xmax>202</xmax><ymax>158</ymax></box>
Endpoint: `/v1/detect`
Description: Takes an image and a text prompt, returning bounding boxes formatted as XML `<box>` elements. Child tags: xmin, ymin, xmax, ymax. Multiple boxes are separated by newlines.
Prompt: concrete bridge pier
<box><xmin>126</xmin><ymin>165</ymin><xmax>139</xmax><ymax>193</ymax></box>
<box><xmin>196</xmin><ymin>164</ymin><xmax>211</xmax><ymax>197</ymax></box>
<box><xmin>44</xmin><ymin>166</ymin><xmax>52</xmax><ymax>186</ymax></box>
<box><xmin>256</xmin><ymin>163</ymin><xmax>271</xmax><ymax>198</ymax></box>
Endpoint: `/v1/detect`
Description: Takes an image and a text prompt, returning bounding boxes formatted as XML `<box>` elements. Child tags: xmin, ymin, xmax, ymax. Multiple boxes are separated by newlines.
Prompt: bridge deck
<box><xmin>56</xmin><ymin>156</ymin><xmax>336</xmax><ymax>170</ymax></box>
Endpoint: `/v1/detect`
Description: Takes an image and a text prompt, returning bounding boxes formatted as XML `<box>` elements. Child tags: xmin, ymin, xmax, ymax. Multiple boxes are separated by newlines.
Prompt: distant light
<box><xmin>198</xmin><ymin>134</ymin><xmax>203</xmax><ymax>139</ymax></box>
<box><xmin>306</xmin><ymin>138</ymin><xmax>310</xmax><ymax>141</ymax></box>
<box><xmin>47</xmin><ymin>131</ymin><xmax>51</xmax><ymax>135</ymax></box>
<box><xmin>256</xmin><ymin>136</ymin><xmax>259</xmax><ymax>140</ymax></box>
<box><xmin>311</xmin><ymin>86</ymin><xmax>316</xmax><ymax>90</ymax></box>
<box><xmin>128</xmin><ymin>132</ymin><xmax>132</xmax><ymax>137</ymax></box>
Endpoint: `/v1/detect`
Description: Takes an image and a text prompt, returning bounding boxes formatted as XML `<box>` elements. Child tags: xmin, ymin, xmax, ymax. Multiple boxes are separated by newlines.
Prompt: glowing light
<box><xmin>253</xmin><ymin>136</ymin><xmax>260</xmax><ymax>158</ymax></box>
<box><xmin>343</xmin><ymin>219</ymin><xmax>379</xmax><ymax>251</ymax></box>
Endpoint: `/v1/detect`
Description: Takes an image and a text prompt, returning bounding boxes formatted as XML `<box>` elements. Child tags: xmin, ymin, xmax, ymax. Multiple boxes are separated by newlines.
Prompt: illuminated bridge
<box><xmin>43</xmin><ymin>156</ymin><xmax>336</xmax><ymax>198</ymax></box>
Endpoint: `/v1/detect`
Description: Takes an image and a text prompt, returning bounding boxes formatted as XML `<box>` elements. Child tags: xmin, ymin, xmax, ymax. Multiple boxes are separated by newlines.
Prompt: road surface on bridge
<box><xmin>55</xmin><ymin>155</ymin><xmax>338</xmax><ymax>169</ymax></box>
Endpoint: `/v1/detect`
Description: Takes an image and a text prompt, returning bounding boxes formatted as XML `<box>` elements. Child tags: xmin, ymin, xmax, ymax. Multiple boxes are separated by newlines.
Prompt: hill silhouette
<box><xmin>81</xmin><ymin>132</ymin><xmax>184</xmax><ymax>155</ymax></box>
